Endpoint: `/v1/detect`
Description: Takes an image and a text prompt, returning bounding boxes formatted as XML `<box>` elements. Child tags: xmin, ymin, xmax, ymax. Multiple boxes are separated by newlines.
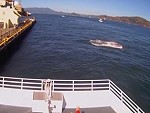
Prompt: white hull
<box><xmin>99</xmin><ymin>19</ymin><xmax>103</xmax><ymax>23</ymax></box>
<box><xmin>90</xmin><ymin>40</ymin><xmax>123</xmax><ymax>49</ymax></box>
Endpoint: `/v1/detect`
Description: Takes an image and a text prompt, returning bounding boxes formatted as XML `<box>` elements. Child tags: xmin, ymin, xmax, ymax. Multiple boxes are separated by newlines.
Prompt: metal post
<box><xmin>53</xmin><ymin>80</ymin><xmax>54</xmax><ymax>91</ymax></box>
<box><xmin>120</xmin><ymin>91</ymin><xmax>123</xmax><ymax>101</ymax></box>
<box><xmin>73</xmin><ymin>80</ymin><xmax>74</xmax><ymax>91</ymax></box>
<box><xmin>109</xmin><ymin>80</ymin><xmax>111</xmax><ymax>90</ymax></box>
<box><xmin>137</xmin><ymin>107</ymin><xmax>140</xmax><ymax>113</ymax></box>
<box><xmin>49</xmin><ymin>80</ymin><xmax>52</xmax><ymax>99</ymax></box>
<box><xmin>91</xmin><ymin>81</ymin><xmax>93</xmax><ymax>91</ymax></box>
<box><xmin>44</xmin><ymin>79</ymin><xmax>52</xmax><ymax>101</ymax></box>
<box><xmin>41</xmin><ymin>80</ymin><xmax>43</xmax><ymax>90</ymax></box>
<box><xmin>2</xmin><ymin>77</ymin><xmax>4</xmax><ymax>88</ymax></box>
<box><xmin>21</xmin><ymin>79</ymin><xmax>23</xmax><ymax>89</ymax></box>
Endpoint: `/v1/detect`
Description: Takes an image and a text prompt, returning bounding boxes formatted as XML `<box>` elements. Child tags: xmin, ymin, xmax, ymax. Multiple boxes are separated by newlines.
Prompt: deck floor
<box><xmin>63</xmin><ymin>106</ymin><xmax>116</xmax><ymax>113</ymax></box>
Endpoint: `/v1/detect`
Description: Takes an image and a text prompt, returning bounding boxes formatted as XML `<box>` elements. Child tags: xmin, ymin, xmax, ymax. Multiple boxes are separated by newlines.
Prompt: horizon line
<box><xmin>25</xmin><ymin>7</ymin><xmax>150</xmax><ymax>21</ymax></box>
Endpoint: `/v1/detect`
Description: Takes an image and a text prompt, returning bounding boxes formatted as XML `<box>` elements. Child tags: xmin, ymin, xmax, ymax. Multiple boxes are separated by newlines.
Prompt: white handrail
<box><xmin>0</xmin><ymin>76</ymin><xmax>144</xmax><ymax>113</ymax></box>
<box><xmin>0</xmin><ymin>76</ymin><xmax>43</xmax><ymax>90</ymax></box>
<box><xmin>109</xmin><ymin>80</ymin><xmax>145</xmax><ymax>113</ymax></box>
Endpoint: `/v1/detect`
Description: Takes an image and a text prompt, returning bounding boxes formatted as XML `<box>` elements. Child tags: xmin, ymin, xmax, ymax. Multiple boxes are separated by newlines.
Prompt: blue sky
<box><xmin>22</xmin><ymin>0</ymin><xmax>150</xmax><ymax>20</ymax></box>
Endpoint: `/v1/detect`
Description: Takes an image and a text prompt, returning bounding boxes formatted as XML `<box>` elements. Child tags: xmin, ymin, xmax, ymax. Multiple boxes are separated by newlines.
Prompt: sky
<box><xmin>21</xmin><ymin>0</ymin><xmax>150</xmax><ymax>20</ymax></box>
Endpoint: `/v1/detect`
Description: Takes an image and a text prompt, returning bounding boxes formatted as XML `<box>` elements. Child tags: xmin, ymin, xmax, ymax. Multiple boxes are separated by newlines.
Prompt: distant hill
<box><xmin>99</xmin><ymin>15</ymin><xmax>150</xmax><ymax>28</ymax></box>
<box><xmin>25</xmin><ymin>7</ymin><xmax>59</xmax><ymax>14</ymax></box>
<box><xmin>25</xmin><ymin>7</ymin><xmax>150</xmax><ymax>28</ymax></box>
<box><xmin>25</xmin><ymin>7</ymin><xmax>82</xmax><ymax>16</ymax></box>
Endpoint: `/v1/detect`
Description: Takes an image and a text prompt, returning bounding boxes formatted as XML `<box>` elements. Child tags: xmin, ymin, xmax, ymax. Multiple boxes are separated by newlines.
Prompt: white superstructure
<box><xmin>0</xmin><ymin>0</ymin><xmax>28</xmax><ymax>28</ymax></box>
<box><xmin>0</xmin><ymin>76</ymin><xmax>144</xmax><ymax>113</ymax></box>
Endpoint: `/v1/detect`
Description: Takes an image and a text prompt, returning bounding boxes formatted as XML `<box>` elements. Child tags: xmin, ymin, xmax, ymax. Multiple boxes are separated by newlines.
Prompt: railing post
<box><xmin>109</xmin><ymin>80</ymin><xmax>111</xmax><ymax>90</ymax></box>
<box><xmin>2</xmin><ymin>77</ymin><xmax>4</xmax><ymax>88</ymax></box>
<box><xmin>41</xmin><ymin>80</ymin><xmax>43</xmax><ymax>90</ymax></box>
<box><xmin>91</xmin><ymin>81</ymin><xmax>93</xmax><ymax>91</ymax></box>
<box><xmin>21</xmin><ymin>78</ymin><xmax>23</xmax><ymax>89</ymax></box>
<box><xmin>73</xmin><ymin>80</ymin><xmax>74</xmax><ymax>91</ymax></box>
<box><xmin>53</xmin><ymin>80</ymin><xmax>54</xmax><ymax>91</ymax></box>
<box><xmin>137</xmin><ymin>106</ymin><xmax>140</xmax><ymax>113</ymax></box>
<box><xmin>120</xmin><ymin>91</ymin><xmax>123</xmax><ymax>101</ymax></box>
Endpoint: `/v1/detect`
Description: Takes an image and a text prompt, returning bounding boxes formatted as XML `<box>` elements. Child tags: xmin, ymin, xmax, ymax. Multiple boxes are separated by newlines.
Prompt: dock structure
<box><xmin>0</xmin><ymin>18</ymin><xmax>36</xmax><ymax>52</ymax></box>
<box><xmin>0</xmin><ymin>0</ymin><xmax>35</xmax><ymax>52</ymax></box>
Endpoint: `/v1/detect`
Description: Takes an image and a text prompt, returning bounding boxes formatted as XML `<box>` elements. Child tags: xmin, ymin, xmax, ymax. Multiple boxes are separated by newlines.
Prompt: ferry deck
<box><xmin>0</xmin><ymin>76</ymin><xmax>145</xmax><ymax>113</ymax></box>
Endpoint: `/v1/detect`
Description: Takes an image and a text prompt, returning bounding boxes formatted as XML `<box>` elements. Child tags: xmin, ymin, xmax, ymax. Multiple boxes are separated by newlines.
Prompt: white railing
<box><xmin>52</xmin><ymin>79</ymin><xmax>109</xmax><ymax>91</ymax></box>
<box><xmin>109</xmin><ymin>81</ymin><xmax>145</xmax><ymax>113</ymax></box>
<box><xmin>0</xmin><ymin>76</ymin><xmax>144</xmax><ymax>113</ymax></box>
<box><xmin>0</xmin><ymin>76</ymin><xmax>44</xmax><ymax>90</ymax></box>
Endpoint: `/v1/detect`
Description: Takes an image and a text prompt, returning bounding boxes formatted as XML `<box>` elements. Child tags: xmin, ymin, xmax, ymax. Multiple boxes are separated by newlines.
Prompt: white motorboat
<box><xmin>0</xmin><ymin>76</ymin><xmax>144</xmax><ymax>113</ymax></box>
<box><xmin>99</xmin><ymin>18</ymin><xmax>103</xmax><ymax>23</ymax></box>
<box><xmin>90</xmin><ymin>39</ymin><xmax>123</xmax><ymax>49</ymax></box>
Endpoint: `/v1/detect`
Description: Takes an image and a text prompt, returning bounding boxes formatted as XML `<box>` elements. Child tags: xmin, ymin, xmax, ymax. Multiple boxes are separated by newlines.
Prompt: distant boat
<box><xmin>90</xmin><ymin>39</ymin><xmax>123</xmax><ymax>49</ymax></box>
<box><xmin>27</xmin><ymin>12</ymin><xmax>31</xmax><ymax>16</ymax></box>
<box><xmin>62</xmin><ymin>15</ymin><xmax>65</xmax><ymax>18</ymax></box>
<box><xmin>99</xmin><ymin>18</ymin><xmax>103</xmax><ymax>22</ymax></box>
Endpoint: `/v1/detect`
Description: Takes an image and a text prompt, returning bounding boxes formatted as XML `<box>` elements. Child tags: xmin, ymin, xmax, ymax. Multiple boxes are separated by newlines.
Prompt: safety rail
<box><xmin>52</xmin><ymin>79</ymin><xmax>109</xmax><ymax>91</ymax></box>
<box><xmin>0</xmin><ymin>76</ymin><xmax>144</xmax><ymax>113</ymax></box>
<box><xmin>109</xmin><ymin>81</ymin><xmax>144</xmax><ymax>113</ymax></box>
<box><xmin>0</xmin><ymin>76</ymin><xmax>43</xmax><ymax>90</ymax></box>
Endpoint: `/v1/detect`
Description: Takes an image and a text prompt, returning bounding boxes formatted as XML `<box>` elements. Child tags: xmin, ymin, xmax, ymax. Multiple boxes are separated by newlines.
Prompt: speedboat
<box><xmin>90</xmin><ymin>39</ymin><xmax>123</xmax><ymax>49</ymax></box>
<box><xmin>99</xmin><ymin>18</ymin><xmax>103</xmax><ymax>23</ymax></box>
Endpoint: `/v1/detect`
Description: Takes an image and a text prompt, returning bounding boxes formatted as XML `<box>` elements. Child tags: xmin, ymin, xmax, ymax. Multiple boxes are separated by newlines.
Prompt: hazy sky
<box><xmin>22</xmin><ymin>0</ymin><xmax>150</xmax><ymax>20</ymax></box>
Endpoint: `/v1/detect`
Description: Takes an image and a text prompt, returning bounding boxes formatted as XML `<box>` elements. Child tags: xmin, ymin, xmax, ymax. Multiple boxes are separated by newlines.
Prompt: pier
<box><xmin>0</xmin><ymin>18</ymin><xmax>36</xmax><ymax>52</ymax></box>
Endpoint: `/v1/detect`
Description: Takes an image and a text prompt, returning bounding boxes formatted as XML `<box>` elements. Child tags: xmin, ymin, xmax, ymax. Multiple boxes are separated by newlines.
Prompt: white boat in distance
<box><xmin>90</xmin><ymin>39</ymin><xmax>123</xmax><ymax>49</ymax></box>
<box><xmin>99</xmin><ymin>18</ymin><xmax>103</xmax><ymax>22</ymax></box>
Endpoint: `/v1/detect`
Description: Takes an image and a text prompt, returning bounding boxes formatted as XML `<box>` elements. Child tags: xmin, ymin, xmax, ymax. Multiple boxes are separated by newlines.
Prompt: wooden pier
<box><xmin>0</xmin><ymin>18</ymin><xmax>36</xmax><ymax>52</ymax></box>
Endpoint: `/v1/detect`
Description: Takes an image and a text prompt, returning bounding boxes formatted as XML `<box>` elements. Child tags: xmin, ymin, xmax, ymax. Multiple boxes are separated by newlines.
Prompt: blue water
<box><xmin>0</xmin><ymin>14</ymin><xmax>150</xmax><ymax>112</ymax></box>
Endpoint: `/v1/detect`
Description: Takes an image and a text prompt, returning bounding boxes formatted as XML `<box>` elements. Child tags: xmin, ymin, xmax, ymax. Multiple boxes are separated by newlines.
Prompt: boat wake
<box><xmin>90</xmin><ymin>39</ymin><xmax>123</xmax><ymax>49</ymax></box>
